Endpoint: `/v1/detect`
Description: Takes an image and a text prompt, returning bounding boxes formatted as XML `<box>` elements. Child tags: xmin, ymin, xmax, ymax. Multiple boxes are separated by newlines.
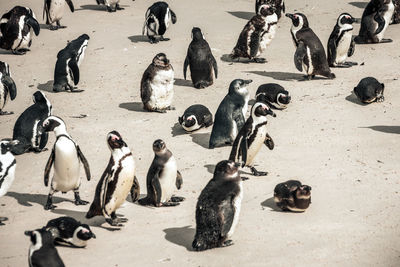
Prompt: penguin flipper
<box><xmin>176</xmin><ymin>170</ymin><xmax>183</xmax><ymax>190</ymax></box>
<box><xmin>151</xmin><ymin>176</ymin><xmax>162</xmax><ymax>206</ymax></box>
<box><xmin>2</xmin><ymin>76</ymin><xmax>17</xmax><ymax>100</ymax></box>
<box><xmin>65</xmin><ymin>0</ymin><xmax>75</xmax><ymax>12</ymax></box>
<box><xmin>327</xmin><ymin>33</ymin><xmax>337</xmax><ymax>66</ymax></box>
<box><xmin>44</xmin><ymin>147</ymin><xmax>55</xmax><ymax>187</ymax></box>
<box><xmin>348</xmin><ymin>37</ymin><xmax>356</xmax><ymax>57</ymax></box>
<box><xmin>219</xmin><ymin>195</ymin><xmax>235</xmax><ymax>237</ymax></box>
<box><xmin>374</xmin><ymin>12</ymin><xmax>386</xmax><ymax>35</ymax></box>
<box><xmin>183</xmin><ymin>56</ymin><xmax>189</xmax><ymax>80</ymax></box>
<box><xmin>264</xmin><ymin>132</ymin><xmax>274</xmax><ymax>150</ymax></box>
<box><xmin>130</xmin><ymin>176</ymin><xmax>140</xmax><ymax>202</ymax></box>
<box><xmin>211</xmin><ymin>55</ymin><xmax>218</xmax><ymax>79</ymax></box>
<box><xmin>140</xmin><ymin>70</ymin><xmax>152</xmax><ymax>104</ymax></box>
<box><xmin>26</xmin><ymin>16</ymin><xmax>40</xmax><ymax>36</ymax></box>
<box><xmin>170</xmin><ymin>9</ymin><xmax>177</xmax><ymax>24</ymax></box>
<box><xmin>77</xmin><ymin>146</ymin><xmax>91</xmax><ymax>181</ymax></box>
<box><xmin>249</xmin><ymin>30</ymin><xmax>261</xmax><ymax>58</ymax></box>
<box><xmin>68</xmin><ymin>59</ymin><xmax>79</xmax><ymax>85</ymax></box>
<box><xmin>232</xmin><ymin>109</ymin><xmax>245</xmax><ymax>132</ymax></box>
<box><xmin>294</xmin><ymin>42</ymin><xmax>306</xmax><ymax>72</ymax></box>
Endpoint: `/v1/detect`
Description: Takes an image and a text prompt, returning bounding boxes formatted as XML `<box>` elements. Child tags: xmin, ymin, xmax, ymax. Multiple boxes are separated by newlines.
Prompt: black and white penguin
<box><xmin>183</xmin><ymin>27</ymin><xmax>218</xmax><ymax>89</ymax></box>
<box><xmin>229</xmin><ymin>102</ymin><xmax>276</xmax><ymax>176</ymax></box>
<box><xmin>25</xmin><ymin>228</ymin><xmax>65</xmax><ymax>267</ymax></box>
<box><xmin>231</xmin><ymin>4</ymin><xmax>278</xmax><ymax>63</ymax></box>
<box><xmin>391</xmin><ymin>0</ymin><xmax>400</xmax><ymax>24</ymax></box>
<box><xmin>0</xmin><ymin>61</ymin><xmax>17</xmax><ymax>115</ymax></box>
<box><xmin>11</xmin><ymin>91</ymin><xmax>52</xmax><ymax>155</ymax></box>
<box><xmin>138</xmin><ymin>139</ymin><xmax>184</xmax><ymax>207</ymax></box>
<box><xmin>178</xmin><ymin>104</ymin><xmax>213</xmax><ymax>133</ymax></box>
<box><xmin>274</xmin><ymin>180</ymin><xmax>312</xmax><ymax>212</ymax></box>
<box><xmin>209</xmin><ymin>79</ymin><xmax>252</xmax><ymax>149</ymax></box>
<box><xmin>256</xmin><ymin>0</ymin><xmax>285</xmax><ymax>19</ymax></box>
<box><xmin>286</xmin><ymin>13</ymin><xmax>335</xmax><ymax>80</ymax></box>
<box><xmin>0</xmin><ymin>6</ymin><xmax>40</xmax><ymax>55</ymax></box>
<box><xmin>353</xmin><ymin>77</ymin><xmax>385</xmax><ymax>103</ymax></box>
<box><xmin>96</xmin><ymin>0</ymin><xmax>124</xmax><ymax>12</ymax></box>
<box><xmin>327</xmin><ymin>13</ymin><xmax>357</xmax><ymax>68</ymax></box>
<box><xmin>42</xmin><ymin>116</ymin><xmax>91</xmax><ymax>210</ymax></box>
<box><xmin>255</xmin><ymin>83</ymin><xmax>291</xmax><ymax>109</ymax></box>
<box><xmin>46</xmin><ymin>216</ymin><xmax>96</xmax><ymax>247</ymax></box>
<box><xmin>142</xmin><ymin>1</ymin><xmax>177</xmax><ymax>43</ymax></box>
<box><xmin>53</xmin><ymin>34</ymin><xmax>90</xmax><ymax>92</ymax></box>
<box><xmin>43</xmin><ymin>0</ymin><xmax>74</xmax><ymax>30</ymax></box>
<box><xmin>140</xmin><ymin>53</ymin><xmax>175</xmax><ymax>113</ymax></box>
<box><xmin>192</xmin><ymin>160</ymin><xmax>243</xmax><ymax>251</ymax></box>
<box><xmin>355</xmin><ymin>0</ymin><xmax>394</xmax><ymax>43</ymax></box>
<box><xmin>86</xmin><ymin>131</ymin><xmax>140</xmax><ymax>226</ymax></box>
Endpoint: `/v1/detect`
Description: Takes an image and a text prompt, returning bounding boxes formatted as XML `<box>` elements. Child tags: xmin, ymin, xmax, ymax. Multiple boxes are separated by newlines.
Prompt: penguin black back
<box><xmin>353</xmin><ymin>77</ymin><xmax>385</xmax><ymax>103</ymax></box>
<box><xmin>274</xmin><ymin>180</ymin><xmax>312</xmax><ymax>212</ymax></box>
<box><xmin>0</xmin><ymin>61</ymin><xmax>17</xmax><ymax>115</ymax></box>
<box><xmin>255</xmin><ymin>83</ymin><xmax>290</xmax><ymax>109</ymax></box>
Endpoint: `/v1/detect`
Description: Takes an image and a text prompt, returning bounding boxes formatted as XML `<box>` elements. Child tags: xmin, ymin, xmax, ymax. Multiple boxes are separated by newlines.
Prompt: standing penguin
<box><xmin>327</xmin><ymin>13</ymin><xmax>357</xmax><ymax>68</ymax></box>
<box><xmin>138</xmin><ymin>139</ymin><xmax>184</xmax><ymax>207</ymax></box>
<box><xmin>25</xmin><ymin>228</ymin><xmax>65</xmax><ymax>267</ymax></box>
<box><xmin>255</xmin><ymin>83</ymin><xmax>291</xmax><ymax>109</ymax></box>
<box><xmin>95</xmin><ymin>0</ymin><xmax>124</xmax><ymax>12</ymax></box>
<box><xmin>0</xmin><ymin>6</ymin><xmax>40</xmax><ymax>55</ymax></box>
<box><xmin>142</xmin><ymin>2</ymin><xmax>177</xmax><ymax>43</ymax></box>
<box><xmin>353</xmin><ymin>77</ymin><xmax>385</xmax><ymax>103</ymax></box>
<box><xmin>43</xmin><ymin>0</ymin><xmax>74</xmax><ymax>30</ymax></box>
<box><xmin>140</xmin><ymin>53</ymin><xmax>175</xmax><ymax>113</ymax></box>
<box><xmin>209</xmin><ymin>79</ymin><xmax>252</xmax><ymax>149</ymax></box>
<box><xmin>86</xmin><ymin>131</ymin><xmax>140</xmax><ymax>226</ymax></box>
<box><xmin>42</xmin><ymin>116</ymin><xmax>91</xmax><ymax>210</ymax></box>
<box><xmin>192</xmin><ymin>160</ymin><xmax>243</xmax><ymax>251</ymax></box>
<box><xmin>183</xmin><ymin>27</ymin><xmax>218</xmax><ymax>89</ymax></box>
<box><xmin>231</xmin><ymin>4</ymin><xmax>278</xmax><ymax>63</ymax></box>
<box><xmin>53</xmin><ymin>34</ymin><xmax>90</xmax><ymax>92</ymax></box>
<box><xmin>178</xmin><ymin>104</ymin><xmax>213</xmax><ymax>132</ymax></box>
<box><xmin>11</xmin><ymin>91</ymin><xmax>52</xmax><ymax>155</ymax></box>
<box><xmin>46</xmin><ymin>216</ymin><xmax>96</xmax><ymax>247</ymax></box>
<box><xmin>274</xmin><ymin>180</ymin><xmax>312</xmax><ymax>212</ymax></box>
<box><xmin>229</xmin><ymin>102</ymin><xmax>276</xmax><ymax>176</ymax></box>
<box><xmin>0</xmin><ymin>61</ymin><xmax>17</xmax><ymax>115</ymax></box>
<box><xmin>256</xmin><ymin>0</ymin><xmax>285</xmax><ymax>19</ymax></box>
<box><xmin>355</xmin><ymin>0</ymin><xmax>394</xmax><ymax>43</ymax></box>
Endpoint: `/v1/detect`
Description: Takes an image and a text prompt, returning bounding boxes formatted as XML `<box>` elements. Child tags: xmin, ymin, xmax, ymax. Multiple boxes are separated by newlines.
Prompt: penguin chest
<box><xmin>52</xmin><ymin>139</ymin><xmax>80</xmax><ymax>192</ymax></box>
<box><xmin>0</xmin><ymin>153</ymin><xmax>16</xmax><ymax>197</ymax></box>
<box><xmin>336</xmin><ymin>30</ymin><xmax>352</xmax><ymax>64</ymax></box>
<box><xmin>12</xmin><ymin>16</ymin><xmax>31</xmax><ymax>50</ymax></box>
<box><xmin>182</xmin><ymin>120</ymin><xmax>201</xmax><ymax>132</ymax></box>
<box><xmin>66</xmin><ymin>59</ymin><xmax>74</xmax><ymax>86</ymax></box>
<box><xmin>226</xmin><ymin>181</ymin><xmax>243</xmax><ymax>238</ymax></box>
<box><xmin>258</xmin><ymin>21</ymin><xmax>277</xmax><ymax>55</ymax></box>
<box><xmin>376</xmin><ymin>2</ymin><xmax>394</xmax><ymax>40</ymax></box>
<box><xmin>31</xmin><ymin>120</ymin><xmax>41</xmax><ymax>148</ymax></box>
<box><xmin>158</xmin><ymin>157</ymin><xmax>177</xmax><ymax>203</ymax></box>
<box><xmin>76</xmin><ymin>41</ymin><xmax>88</xmax><ymax>67</ymax></box>
<box><xmin>246</xmin><ymin>124</ymin><xmax>268</xmax><ymax>166</ymax></box>
<box><xmin>106</xmin><ymin>0</ymin><xmax>120</xmax><ymax>6</ymax></box>
<box><xmin>49</xmin><ymin>0</ymin><xmax>66</xmax><ymax>22</ymax></box>
<box><xmin>148</xmin><ymin>69</ymin><xmax>174</xmax><ymax>109</ymax></box>
<box><xmin>302</xmin><ymin>46</ymin><xmax>313</xmax><ymax>75</ymax></box>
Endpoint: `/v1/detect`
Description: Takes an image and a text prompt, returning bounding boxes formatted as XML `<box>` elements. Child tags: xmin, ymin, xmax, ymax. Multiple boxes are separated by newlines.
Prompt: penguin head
<box><xmin>296</xmin><ymin>185</ymin><xmax>312</xmax><ymax>199</ymax></box>
<box><xmin>191</xmin><ymin>27</ymin><xmax>204</xmax><ymax>41</ymax></box>
<box><xmin>286</xmin><ymin>13</ymin><xmax>309</xmax><ymax>29</ymax></box>
<box><xmin>107</xmin><ymin>131</ymin><xmax>127</xmax><ymax>150</ymax></box>
<box><xmin>0</xmin><ymin>61</ymin><xmax>9</xmax><ymax>76</ymax></box>
<box><xmin>229</xmin><ymin>79</ymin><xmax>252</xmax><ymax>96</ymax></box>
<box><xmin>78</xmin><ymin>34</ymin><xmax>90</xmax><ymax>41</ymax></box>
<box><xmin>277</xmin><ymin>92</ymin><xmax>291</xmax><ymax>108</ymax></box>
<box><xmin>76</xmin><ymin>225</ymin><xmax>96</xmax><ymax>241</ymax></box>
<box><xmin>153</xmin><ymin>53</ymin><xmax>170</xmax><ymax>67</ymax></box>
<box><xmin>153</xmin><ymin>139</ymin><xmax>167</xmax><ymax>154</ymax></box>
<box><xmin>214</xmin><ymin>160</ymin><xmax>240</xmax><ymax>179</ymax></box>
<box><xmin>258</xmin><ymin>4</ymin><xmax>276</xmax><ymax>17</ymax></box>
<box><xmin>25</xmin><ymin>228</ymin><xmax>54</xmax><ymax>247</ymax></box>
<box><xmin>0</xmin><ymin>139</ymin><xmax>19</xmax><ymax>155</ymax></box>
<box><xmin>252</xmin><ymin>102</ymin><xmax>276</xmax><ymax>118</ymax></box>
<box><xmin>181</xmin><ymin>115</ymin><xmax>196</xmax><ymax>128</ymax></box>
<box><xmin>338</xmin><ymin>13</ymin><xmax>355</xmax><ymax>27</ymax></box>
<box><xmin>42</xmin><ymin>116</ymin><xmax>66</xmax><ymax>134</ymax></box>
<box><xmin>33</xmin><ymin>91</ymin><xmax>52</xmax><ymax>113</ymax></box>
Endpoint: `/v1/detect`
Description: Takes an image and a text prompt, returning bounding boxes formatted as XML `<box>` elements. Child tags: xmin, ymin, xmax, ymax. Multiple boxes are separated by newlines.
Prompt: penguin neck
<box><xmin>53</xmin><ymin>126</ymin><xmax>69</xmax><ymax>138</ymax></box>
<box><xmin>111</xmin><ymin>146</ymin><xmax>131</xmax><ymax>159</ymax></box>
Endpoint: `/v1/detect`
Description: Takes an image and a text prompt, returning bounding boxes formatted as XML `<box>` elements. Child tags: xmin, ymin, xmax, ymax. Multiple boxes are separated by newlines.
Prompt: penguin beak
<box><xmin>91</xmin><ymin>232</ymin><xmax>96</xmax><ymax>239</ymax></box>
<box><xmin>24</xmin><ymin>231</ymin><xmax>33</xmax><ymax>236</ymax></box>
<box><xmin>243</xmin><ymin>79</ymin><xmax>253</xmax><ymax>85</ymax></box>
<box><xmin>285</xmin><ymin>13</ymin><xmax>294</xmax><ymax>20</ymax></box>
<box><xmin>271</xmin><ymin>111</ymin><xmax>276</xmax><ymax>117</ymax></box>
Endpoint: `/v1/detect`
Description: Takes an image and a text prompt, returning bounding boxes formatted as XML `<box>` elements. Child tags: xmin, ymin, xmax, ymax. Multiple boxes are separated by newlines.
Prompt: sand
<box><xmin>0</xmin><ymin>0</ymin><xmax>400</xmax><ymax>266</ymax></box>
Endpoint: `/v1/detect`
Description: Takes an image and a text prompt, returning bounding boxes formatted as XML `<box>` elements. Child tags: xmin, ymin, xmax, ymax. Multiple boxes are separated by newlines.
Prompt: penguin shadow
<box><xmin>220</xmin><ymin>54</ymin><xmax>255</xmax><ymax>64</ymax></box>
<box><xmin>244</xmin><ymin>71</ymin><xmax>307</xmax><ymax>81</ymax></box>
<box><xmin>174</xmin><ymin>78</ymin><xmax>193</xmax><ymax>88</ymax></box>
<box><xmin>0</xmin><ymin>49</ymin><xmax>12</xmax><ymax>55</ymax></box>
<box><xmin>190</xmin><ymin>132</ymin><xmax>210</xmax><ymax>149</ymax></box>
<box><xmin>163</xmin><ymin>225</ymin><xmax>195</xmax><ymax>251</ymax></box>
<box><xmin>171</xmin><ymin>122</ymin><xmax>187</xmax><ymax>137</ymax></box>
<box><xmin>348</xmin><ymin>2</ymin><xmax>368</xmax><ymax>9</ymax></box>
<box><xmin>360</xmin><ymin>126</ymin><xmax>400</xmax><ymax>134</ymax></box>
<box><xmin>345</xmin><ymin>94</ymin><xmax>366</xmax><ymax>106</ymax></box>
<box><xmin>77</xmin><ymin>4</ymin><xmax>130</xmax><ymax>11</ymax></box>
<box><xmin>128</xmin><ymin>35</ymin><xmax>151</xmax><ymax>43</ymax></box>
<box><xmin>227</xmin><ymin>11</ymin><xmax>255</xmax><ymax>20</ymax></box>
<box><xmin>5</xmin><ymin>192</ymin><xmax>73</xmax><ymax>207</ymax></box>
<box><xmin>119</xmin><ymin>102</ymin><xmax>148</xmax><ymax>113</ymax></box>
<box><xmin>37</xmin><ymin>80</ymin><xmax>54</xmax><ymax>93</ymax></box>
<box><xmin>39</xmin><ymin>24</ymin><xmax>50</xmax><ymax>30</ymax></box>
<box><xmin>261</xmin><ymin>197</ymin><xmax>281</xmax><ymax>212</ymax></box>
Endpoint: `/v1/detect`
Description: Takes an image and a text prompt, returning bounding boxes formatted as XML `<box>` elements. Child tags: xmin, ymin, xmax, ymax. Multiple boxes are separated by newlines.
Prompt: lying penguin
<box><xmin>255</xmin><ymin>83</ymin><xmax>291</xmax><ymax>109</ymax></box>
<box><xmin>274</xmin><ymin>180</ymin><xmax>312</xmax><ymax>212</ymax></box>
<box><xmin>178</xmin><ymin>104</ymin><xmax>213</xmax><ymax>132</ymax></box>
<box><xmin>353</xmin><ymin>77</ymin><xmax>385</xmax><ymax>103</ymax></box>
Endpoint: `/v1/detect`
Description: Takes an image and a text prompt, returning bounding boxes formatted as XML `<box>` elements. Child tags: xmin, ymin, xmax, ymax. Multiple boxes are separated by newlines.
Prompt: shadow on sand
<box><xmin>227</xmin><ymin>11</ymin><xmax>254</xmax><ymax>20</ymax></box>
<box><xmin>163</xmin><ymin>225</ymin><xmax>195</xmax><ymax>251</ymax></box>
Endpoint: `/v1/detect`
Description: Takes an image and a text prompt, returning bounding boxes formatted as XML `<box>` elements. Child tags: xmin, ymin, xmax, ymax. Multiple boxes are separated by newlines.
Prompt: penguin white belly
<box><xmin>304</xmin><ymin>47</ymin><xmax>313</xmax><ymax>75</ymax></box>
<box><xmin>12</xmin><ymin>16</ymin><xmax>31</xmax><ymax>50</ymax></box>
<box><xmin>77</xmin><ymin>41</ymin><xmax>88</xmax><ymax>66</ymax></box>
<box><xmin>376</xmin><ymin>3</ymin><xmax>394</xmax><ymax>41</ymax></box>
<box><xmin>0</xmin><ymin>154</ymin><xmax>16</xmax><ymax>197</ymax></box>
<box><xmin>31</xmin><ymin>120</ymin><xmax>40</xmax><ymax>149</ymax></box>
<box><xmin>49</xmin><ymin>0</ymin><xmax>65</xmax><ymax>23</ymax></box>
<box><xmin>159</xmin><ymin>156</ymin><xmax>177</xmax><ymax>203</ymax></box>
<box><xmin>66</xmin><ymin>59</ymin><xmax>74</xmax><ymax>87</ymax></box>
<box><xmin>0</xmin><ymin>83</ymin><xmax>5</xmax><ymax>109</ymax></box>
<box><xmin>258</xmin><ymin>20</ymin><xmax>277</xmax><ymax>56</ymax></box>
<box><xmin>245</xmin><ymin>125</ymin><xmax>267</xmax><ymax>166</ymax></box>
<box><xmin>105</xmin><ymin>0</ymin><xmax>120</xmax><ymax>6</ymax></box>
<box><xmin>335</xmin><ymin>31</ymin><xmax>352</xmax><ymax>64</ymax></box>
<box><xmin>182</xmin><ymin>121</ymin><xmax>201</xmax><ymax>132</ymax></box>
<box><xmin>226</xmin><ymin>181</ymin><xmax>243</xmax><ymax>238</ymax></box>
<box><xmin>148</xmin><ymin>69</ymin><xmax>174</xmax><ymax>109</ymax></box>
<box><xmin>52</xmin><ymin>139</ymin><xmax>80</xmax><ymax>192</ymax></box>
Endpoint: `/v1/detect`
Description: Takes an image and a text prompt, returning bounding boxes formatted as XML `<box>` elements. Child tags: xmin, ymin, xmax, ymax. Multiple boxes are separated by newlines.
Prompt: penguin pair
<box><xmin>274</xmin><ymin>180</ymin><xmax>312</xmax><ymax>212</ymax></box>
<box><xmin>255</xmin><ymin>83</ymin><xmax>291</xmax><ymax>110</ymax></box>
<box><xmin>255</xmin><ymin>0</ymin><xmax>285</xmax><ymax>19</ymax></box>
<box><xmin>184</xmin><ymin>27</ymin><xmax>218</xmax><ymax>89</ymax></box>
<box><xmin>0</xmin><ymin>6</ymin><xmax>40</xmax><ymax>55</ymax></box>
<box><xmin>0</xmin><ymin>61</ymin><xmax>17</xmax><ymax>115</ymax></box>
<box><xmin>355</xmin><ymin>0</ymin><xmax>394</xmax><ymax>44</ymax></box>
<box><xmin>209</xmin><ymin>79</ymin><xmax>252</xmax><ymax>149</ymax></box>
<box><xmin>179</xmin><ymin>104</ymin><xmax>213</xmax><ymax>133</ymax></box>
<box><xmin>231</xmin><ymin>4</ymin><xmax>278</xmax><ymax>63</ymax></box>
<box><xmin>11</xmin><ymin>91</ymin><xmax>52</xmax><ymax>155</ymax></box>
<box><xmin>286</xmin><ymin>13</ymin><xmax>335</xmax><ymax>80</ymax></box>
<box><xmin>96</xmin><ymin>0</ymin><xmax>124</xmax><ymax>12</ymax></box>
<box><xmin>53</xmin><ymin>34</ymin><xmax>90</xmax><ymax>92</ymax></box>
<box><xmin>192</xmin><ymin>160</ymin><xmax>243</xmax><ymax>251</ymax></box>
<box><xmin>43</xmin><ymin>0</ymin><xmax>74</xmax><ymax>30</ymax></box>
<box><xmin>229</xmin><ymin>102</ymin><xmax>276</xmax><ymax>177</ymax></box>
<box><xmin>143</xmin><ymin>2</ymin><xmax>177</xmax><ymax>43</ymax></box>
<box><xmin>353</xmin><ymin>77</ymin><xmax>385</xmax><ymax>103</ymax></box>
<box><xmin>86</xmin><ymin>131</ymin><xmax>140</xmax><ymax>226</ymax></box>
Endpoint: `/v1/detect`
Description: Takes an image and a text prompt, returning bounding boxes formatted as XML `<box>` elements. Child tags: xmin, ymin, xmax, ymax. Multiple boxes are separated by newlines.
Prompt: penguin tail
<box><xmin>194</xmin><ymin>81</ymin><xmax>211</xmax><ymax>89</ymax></box>
<box><xmin>86</xmin><ymin>204</ymin><xmax>101</xmax><ymax>219</ymax></box>
<box><xmin>192</xmin><ymin>238</ymin><xmax>207</xmax><ymax>251</ymax></box>
<box><xmin>329</xmin><ymin>73</ymin><xmax>336</xmax><ymax>79</ymax></box>
<box><xmin>354</xmin><ymin>35</ymin><xmax>365</xmax><ymax>44</ymax></box>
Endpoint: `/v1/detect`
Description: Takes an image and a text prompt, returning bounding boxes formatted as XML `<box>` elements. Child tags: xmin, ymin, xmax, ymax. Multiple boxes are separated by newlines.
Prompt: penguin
<box><xmin>25</xmin><ymin>228</ymin><xmax>65</xmax><ymax>267</ymax></box>
<box><xmin>46</xmin><ymin>216</ymin><xmax>96</xmax><ymax>247</ymax></box>
<box><xmin>11</xmin><ymin>91</ymin><xmax>52</xmax><ymax>155</ymax></box>
<box><xmin>86</xmin><ymin>131</ymin><xmax>140</xmax><ymax>226</ymax></box>
<box><xmin>96</xmin><ymin>0</ymin><xmax>124</xmax><ymax>12</ymax></box>
<box><xmin>192</xmin><ymin>160</ymin><xmax>243</xmax><ymax>251</ymax></box>
<box><xmin>231</xmin><ymin>4</ymin><xmax>278</xmax><ymax>63</ymax></box>
<box><xmin>0</xmin><ymin>61</ymin><xmax>17</xmax><ymax>115</ymax></box>
<box><xmin>355</xmin><ymin>0</ymin><xmax>394</xmax><ymax>44</ymax></box>
<box><xmin>256</xmin><ymin>0</ymin><xmax>285</xmax><ymax>19</ymax></box>
<box><xmin>142</xmin><ymin>2</ymin><xmax>177</xmax><ymax>43</ymax></box>
<box><xmin>286</xmin><ymin>13</ymin><xmax>335</xmax><ymax>80</ymax></box>
<box><xmin>0</xmin><ymin>6</ymin><xmax>40</xmax><ymax>55</ymax></box>
<box><xmin>274</xmin><ymin>180</ymin><xmax>312</xmax><ymax>212</ymax></box>
<box><xmin>138</xmin><ymin>139</ymin><xmax>184</xmax><ymax>207</ymax></box>
<box><xmin>255</xmin><ymin>83</ymin><xmax>291</xmax><ymax>109</ymax></box>
<box><xmin>209</xmin><ymin>79</ymin><xmax>252</xmax><ymax>149</ymax></box>
<box><xmin>391</xmin><ymin>0</ymin><xmax>400</xmax><ymax>24</ymax></box>
<box><xmin>43</xmin><ymin>0</ymin><xmax>74</xmax><ymax>30</ymax></box>
<box><xmin>178</xmin><ymin>104</ymin><xmax>213</xmax><ymax>133</ymax></box>
<box><xmin>353</xmin><ymin>77</ymin><xmax>385</xmax><ymax>103</ymax></box>
<box><xmin>183</xmin><ymin>27</ymin><xmax>218</xmax><ymax>89</ymax></box>
<box><xmin>229</xmin><ymin>102</ymin><xmax>276</xmax><ymax>176</ymax></box>
<box><xmin>140</xmin><ymin>53</ymin><xmax>175</xmax><ymax>113</ymax></box>
<box><xmin>42</xmin><ymin>116</ymin><xmax>91</xmax><ymax>210</ymax></box>
<box><xmin>327</xmin><ymin>13</ymin><xmax>357</xmax><ymax>68</ymax></box>
<box><xmin>53</xmin><ymin>34</ymin><xmax>90</xmax><ymax>92</ymax></box>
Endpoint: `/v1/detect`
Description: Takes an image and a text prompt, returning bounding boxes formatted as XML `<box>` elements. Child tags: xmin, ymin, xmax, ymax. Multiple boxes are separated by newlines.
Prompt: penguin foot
<box><xmin>0</xmin><ymin>110</ymin><xmax>13</xmax><ymax>115</ymax></box>
<box><xmin>160</xmin><ymin>36</ymin><xmax>170</xmax><ymax>42</ymax></box>
<box><xmin>58</xmin><ymin>26</ymin><xmax>67</xmax><ymax>29</ymax></box>
<box><xmin>105</xmin><ymin>218</ymin><xmax>124</xmax><ymax>227</ymax></box>
<box><xmin>33</xmin><ymin>147</ymin><xmax>48</xmax><ymax>153</ymax></box>
<box><xmin>377</xmin><ymin>96</ymin><xmax>385</xmax><ymax>102</ymax></box>
<box><xmin>12</xmin><ymin>49</ymin><xmax>26</xmax><ymax>55</ymax></box>
<box><xmin>167</xmin><ymin>106</ymin><xmax>175</xmax><ymax>111</ymax></box>
<box><xmin>250</xmin><ymin>167</ymin><xmax>268</xmax><ymax>176</ymax></box>
<box><xmin>241</xmin><ymin>177</ymin><xmax>249</xmax><ymax>181</ymax></box>
<box><xmin>253</xmin><ymin>58</ymin><xmax>266</xmax><ymax>63</ymax></box>
<box><xmin>49</xmin><ymin>25</ymin><xmax>59</xmax><ymax>31</ymax></box>
<box><xmin>161</xmin><ymin>201</ymin><xmax>180</xmax><ymax>207</ymax></box>
<box><xmin>44</xmin><ymin>203</ymin><xmax>56</xmax><ymax>210</ymax></box>
<box><xmin>380</xmin><ymin>39</ymin><xmax>393</xmax><ymax>43</ymax></box>
<box><xmin>117</xmin><ymin>217</ymin><xmax>128</xmax><ymax>223</ymax></box>
<box><xmin>106</xmin><ymin>6</ymin><xmax>113</xmax><ymax>12</ymax></box>
<box><xmin>74</xmin><ymin>199</ymin><xmax>89</xmax><ymax>206</ymax></box>
<box><xmin>170</xmin><ymin>196</ymin><xmax>185</xmax><ymax>202</ymax></box>
<box><xmin>116</xmin><ymin>4</ymin><xmax>124</xmax><ymax>10</ymax></box>
<box><xmin>149</xmin><ymin>38</ymin><xmax>159</xmax><ymax>44</ymax></box>
<box><xmin>0</xmin><ymin>217</ymin><xmax>8</xmax><ymax>225</ymax></box>
<box><xmin>153</xmin><ymin>109</ymin><xmax>167</xmax><ymax>113</ymax></box>
<box><xmin>222</xmin><ymin>240</ymin><xmax>234</xmax><ymax>247</ymax></box>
